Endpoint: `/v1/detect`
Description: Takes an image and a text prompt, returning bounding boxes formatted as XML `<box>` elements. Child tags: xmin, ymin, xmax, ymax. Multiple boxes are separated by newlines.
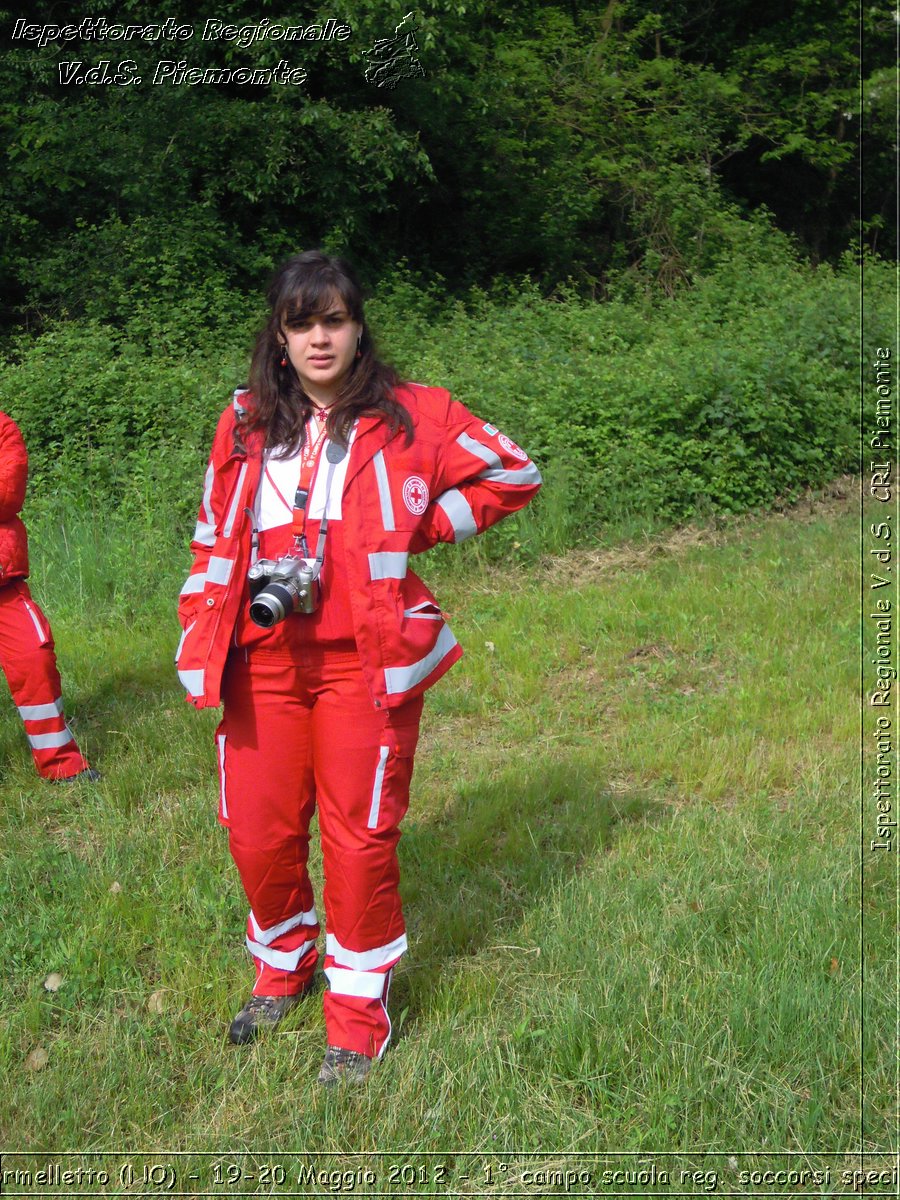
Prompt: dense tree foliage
<box><xmin>0</xmin><ymin>0</ymin><xmax>890</xmax><ymax>325</ymax></box>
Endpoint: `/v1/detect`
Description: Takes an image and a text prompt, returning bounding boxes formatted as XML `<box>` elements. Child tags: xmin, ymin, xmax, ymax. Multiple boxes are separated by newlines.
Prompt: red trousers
<box><xmin>0</xmin><ymin>580</ymin><xmax>90</xmax><ymax>780</ymax></box>
<box><xmin>217</xmin><ymin>646</ymin><xmax>423</xmax><ymax>1059</ymax></box>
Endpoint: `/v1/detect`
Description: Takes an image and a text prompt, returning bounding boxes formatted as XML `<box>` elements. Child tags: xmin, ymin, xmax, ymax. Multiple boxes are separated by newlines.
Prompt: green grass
<box><xmin>0</xmin><ymin>487</ymin><xmax>891</xmax><ymax>1177</ymax></box>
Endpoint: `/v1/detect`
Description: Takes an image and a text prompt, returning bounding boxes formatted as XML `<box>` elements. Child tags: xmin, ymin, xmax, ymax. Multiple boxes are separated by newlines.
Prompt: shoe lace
<box><xmin>245</xmin><ymin>996</ymin><xmax>282</xmax><ymax>1017</ymax></box>
<box><xmin>326</xmin><ymin>1045</ymin><xmax>368</xmax><ymax>1067</ymax></box>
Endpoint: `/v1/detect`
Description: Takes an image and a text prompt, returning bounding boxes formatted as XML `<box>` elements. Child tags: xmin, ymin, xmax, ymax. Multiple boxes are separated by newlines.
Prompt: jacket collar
<box><xmin>343</xmin><ymin>414</ymin><xmax>402</xmax><ymax>487</ymax></box>
<box><xmin>229</xmin><ymin>407</ymin><xmax>405</xmax><ymax>477</ymax></box>
<box><xmin>226</xmin><ymin>425</ymin><xmax>265</xmax><ymax>462</ymax></box>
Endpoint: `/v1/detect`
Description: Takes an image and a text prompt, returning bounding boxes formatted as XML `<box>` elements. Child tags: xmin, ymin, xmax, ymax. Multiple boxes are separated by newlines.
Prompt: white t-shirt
<box><xmin>257</xmin><ymin>421</ymin><xmax>355</xmax><ymax>530</ymax></box>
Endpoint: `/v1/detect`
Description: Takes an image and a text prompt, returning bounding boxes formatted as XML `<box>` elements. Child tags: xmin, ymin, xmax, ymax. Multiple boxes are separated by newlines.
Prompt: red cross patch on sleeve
<box><xmin>402</xmin><ymin>476</ymin><xmax>430</xmax><ymax>515</ymax></box>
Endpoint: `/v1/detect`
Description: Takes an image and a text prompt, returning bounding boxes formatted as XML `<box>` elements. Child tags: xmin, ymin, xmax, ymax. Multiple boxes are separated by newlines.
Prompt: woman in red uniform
<box><xmin>177</xmin><ymin>251</ymin><xmax>540</xmax><ymax>1085</ymax></box>
<box><xmin>0</xmin><ymin>411</ymin><xmax>98</xmax><ymax>783</ymax></box>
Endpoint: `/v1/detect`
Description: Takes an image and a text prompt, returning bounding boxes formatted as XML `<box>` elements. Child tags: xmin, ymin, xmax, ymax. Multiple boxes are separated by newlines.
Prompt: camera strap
<box><xmin>243</xmin><ymin>508</ymin><xmax>261</xmax><ymax>564</ymax></box>
<box><xmin>290</xmin><ymin>410</ymin><xmax>327</xmax><ymax>550</ymax></box>
<box><xmin>291</xmin><ymin>437</ymin><xmax>347</xmax><ymax>564</ymax></box>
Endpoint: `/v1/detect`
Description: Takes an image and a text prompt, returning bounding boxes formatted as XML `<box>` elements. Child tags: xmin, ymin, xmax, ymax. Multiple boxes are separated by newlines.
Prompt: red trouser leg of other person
<box><xmin>218</xmin><ymin>646</ymin><xmax>422</xmax><ymax>1058</ymax></box>
<box><xmin>0</xmin><ymin>580</ymin><xmax>90</xmax><ymax>780</ymax></box>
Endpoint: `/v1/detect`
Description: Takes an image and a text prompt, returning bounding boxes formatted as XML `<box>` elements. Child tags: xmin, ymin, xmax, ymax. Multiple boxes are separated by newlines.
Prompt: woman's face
<box><xmin>279</xmin><ymin>294</ymin><xmax>361</xmax><ymax>406</ymax></box>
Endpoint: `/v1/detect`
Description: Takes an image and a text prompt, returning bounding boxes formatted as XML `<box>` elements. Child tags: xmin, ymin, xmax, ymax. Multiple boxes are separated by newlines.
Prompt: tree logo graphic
<box><xmin>364</xmin><ymin>12</ymin><xmax>426</xmax><ymax>90</ymax></box>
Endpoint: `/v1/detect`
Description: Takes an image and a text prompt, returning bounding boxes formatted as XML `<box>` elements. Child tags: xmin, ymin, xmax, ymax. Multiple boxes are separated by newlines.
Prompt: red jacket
<box><xmin>0</xmin><ymin>412</ymin><xmax>30</xmax><ymax>583</ymax></box>
<box><xmin>176</xmin><ymin>383</ymin><xmax>541</xmax><ymax>710</ymax></box>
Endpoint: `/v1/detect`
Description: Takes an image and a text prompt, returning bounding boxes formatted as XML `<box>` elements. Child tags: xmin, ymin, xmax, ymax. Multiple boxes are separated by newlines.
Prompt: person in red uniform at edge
<box><xmin>0</xmin><ymin>412</ymin><xmax>98</xmax><ymax>783</ymax></box>
<box><xmin>176</xmin><ymin>251</ymin><xmax>541</xmax><ymax>1086</ymax></box>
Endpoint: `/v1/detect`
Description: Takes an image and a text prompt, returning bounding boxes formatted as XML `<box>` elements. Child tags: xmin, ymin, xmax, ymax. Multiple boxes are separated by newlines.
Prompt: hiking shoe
<box><xmin>228</xmin><ymin>985</ymin><xmax>313</xmax><ymax>1045</ymax></box>
<box><xmin>317</xmin><ymin>1045</ymin><xmax>373</xmax><ymax>1087</ymax></box>
<box><xmin>50</xmin><ymin>767</ymin><xmax>101</xmax><ymax>784</ymax></box>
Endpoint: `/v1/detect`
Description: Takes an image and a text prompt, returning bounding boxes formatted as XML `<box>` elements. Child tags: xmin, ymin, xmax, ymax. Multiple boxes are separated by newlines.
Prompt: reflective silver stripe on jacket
<box><xmin>180</xmin><ymin>572</ymin><xmax>206</xmax><ymax>596</ymax></box>
<box><xmin>233</xmin><ymin>388</ymin><xmax>250</xmax><ymax>418</ymax></box>
<box><xmin>456</xmin><ymin>430</ymin><xmax>501</xmax><ymax>467</ymax></box>
<box><xmin>457</xmin><ymin>431</ymin><xmax>542</xmax><ymax>485</ymax></box>
<box><xmin>206</xmin><ymin>556</ymin><xmax>234</xmax><ymax>587</ymax></box>
<box><xmin>384</xmin><ymin>624</ymin><xmax>459</xmax><ymax>696</ymax></box>
<box><xmin>178</xmin><ymin>667</ymin><xmax>205</xmax><ymax>695</ymax></box>
<box><xmin>222</xmin><ymin>462</ymin><xmax>247</xmax><ymax>537</ymax></box>
<box><xmin>200</xmin><ymin>459</ymin><xmax>215</xmax><ymax>525</ymax></box>
<box><xmin>436</xmin><ymin>489</ymin><xmax>478</xmax><ymax>541</ymax></box>
<box><xmin>373</xmin><ymin>450</ymin><xmax>396</xmax><ymax>531</ymax></box>
<box><xmin>368</xmin><ymin>551</ymin><xmax>408</xmax><ymax>581</ymax></box>
<box><xmin>404</xmin><ymin>602</ymin><xmax>442</xmax><ymax>619</ymax></box>
<box><xmin>175</xmin><ymin>621</ymin><xmax>195</xmax><ymax>662</ymax></box>
<box><xmin>192</xmin><ymin>519</ymin><xmax>217</xmax><ymax>547</ymax></box>
<box><xmin>18</xmin><ymin>698</ymin><xmax>64</xmax><ymax>721</ymax></box>
<box><xmin>479</xmin><ymin>462</ymin><xmax>542</xmax><ymax>486</ymax></box>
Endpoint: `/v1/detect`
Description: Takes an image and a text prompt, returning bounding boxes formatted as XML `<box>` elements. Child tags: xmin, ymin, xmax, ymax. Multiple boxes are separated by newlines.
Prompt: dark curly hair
<box><xmin>240</xmin><ymin>250</ymin><xmax>413</xmax><ymax>456</ymax></box>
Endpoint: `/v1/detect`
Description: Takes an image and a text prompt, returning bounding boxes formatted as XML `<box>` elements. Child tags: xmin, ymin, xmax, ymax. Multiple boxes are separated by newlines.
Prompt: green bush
<box><xmin>0</xmin><ymin>247</ymin><xmax>880</xmax><ymax>554</ymax></box>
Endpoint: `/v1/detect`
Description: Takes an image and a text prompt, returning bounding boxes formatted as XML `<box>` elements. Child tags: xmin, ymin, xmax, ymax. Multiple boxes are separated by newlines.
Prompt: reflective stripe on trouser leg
<box><xmin>323</xmin><ymin>932</ymin><xmax>407</xmax><ymax>1058</ymax></box>
<box><xmin>219</xmin><ymin>653</ymin><xmax>322</xmax><ymax>996</ymax></box>
<box><xmin>0</xmin><ymin>581</ymin><xmax>89</xmax><ymax>780</ymax></box>
<box><xmin>245</xmin><ymin>905</ymin><xmax>320</xmax><ymax>992</ymax></box>
<box><xmin>323</xmin><ymin>965</ymin><xmax>396</xmax><ymax>1060</ymax></box>
<box><xmin>312</xmin><ymin>679</ymin><xmax>422</xmax><ymax>1058</ymax></box>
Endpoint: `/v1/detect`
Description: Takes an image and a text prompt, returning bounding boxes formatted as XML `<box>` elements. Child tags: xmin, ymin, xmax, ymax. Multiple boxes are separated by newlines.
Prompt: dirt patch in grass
<box><xmin>541</xmin><ymin>476</ymin><xmax>855</xmax><ymax>589</ymax></box>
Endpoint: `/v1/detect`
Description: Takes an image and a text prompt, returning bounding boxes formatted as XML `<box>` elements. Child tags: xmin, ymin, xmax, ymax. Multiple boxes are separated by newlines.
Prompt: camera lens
<box><xmin>249</xmin><ymin>582</ymin><xmax>293</xmax><ymax>627</ymax></box>
<box><xmin>249</xmin><ymin>598</ymin><xmax>278</xmax><ymax>627</ymax></box>
<box><xmin>248</xmin><ymin>578</ymin><xmax>304</xmax><ymax>628</ymax></box>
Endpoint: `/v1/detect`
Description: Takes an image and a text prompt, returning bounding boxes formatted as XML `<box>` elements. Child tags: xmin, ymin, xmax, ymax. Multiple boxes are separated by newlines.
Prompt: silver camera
<box><xmin>248</xmin><ymin>555</ymin><xmax>321</xmax><ymax>627</ymax></box>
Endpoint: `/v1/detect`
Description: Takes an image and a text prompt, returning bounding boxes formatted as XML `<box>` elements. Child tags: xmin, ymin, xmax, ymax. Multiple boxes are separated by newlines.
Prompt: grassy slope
<box><xmin>0</xmin><ymin>490</ymin><xmax>889</xmax><ymax>1164</ymax></box>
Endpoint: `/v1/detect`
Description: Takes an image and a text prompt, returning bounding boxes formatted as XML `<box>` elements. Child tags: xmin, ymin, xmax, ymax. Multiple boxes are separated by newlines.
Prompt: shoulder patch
<box><xmin>482</xmin><ymin>423</ymin><xmax>499</xmax><ymax>436</ymax></box>
<box><xmin>402</xmin><ymin>475</ymin><xmax>430</xmax><ymax>516</ymax></box>
<box><xmin>499</xmin><ymin>433</ymin><xmax>529</xmax><ymax>461</ymax></box>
